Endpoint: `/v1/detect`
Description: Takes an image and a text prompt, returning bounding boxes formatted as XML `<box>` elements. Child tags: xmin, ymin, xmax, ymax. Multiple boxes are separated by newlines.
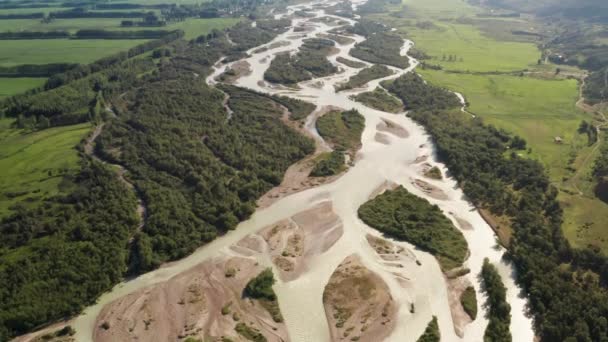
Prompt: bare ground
<box><xmin>323</xmin><ymin>254</ymin><xmax>397</xmax><ymax>342</ymax></box>
<box><xmin>257</xmin><ymin>106</ymin><xmax>347</xmax><ymax>209</ymax></box>
<box><xmin>94</xmin><ymin>257</ymin><xmax>288</xmax><ymax>342</ymax></box>
<box><xmin>446</xmin><ymin>276</ymin><xmax>474</xmax><ymax>337</ymax></box>
<box><xmin>248</xmin><ymin>201</ymin><xmax>343</xmax><ymax>281</ymax></box>
<box><xmin>374</xmin><ymin>132</ymin><xmax>390</xmax><ymax>144</ymax></box>
<box><xmin>215</xmin><ymin>60</ymin><xmax>252</xmax><ymax>84</ymax></box>
<box><xmin>411</xmin><ymin>178</ymin><xmax>449</xmax><ymax>200</ymax></box>
<box><xmin>376</xmin><ymin>118</ymin><xmax>409</xmax><ymax>138</ymax></box>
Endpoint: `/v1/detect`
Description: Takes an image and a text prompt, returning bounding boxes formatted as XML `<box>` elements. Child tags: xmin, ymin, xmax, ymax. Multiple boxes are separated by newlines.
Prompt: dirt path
<box><xmin>83</xmin><ymin>122</ymin><xmax>146</xmax><ymax>236</ymax></box>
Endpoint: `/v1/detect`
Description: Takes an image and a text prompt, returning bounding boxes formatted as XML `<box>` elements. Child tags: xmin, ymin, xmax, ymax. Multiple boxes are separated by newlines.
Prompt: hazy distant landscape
<box><xmin>1</xmin><ymin>0</ymin><xmax>608</xmax><ymax>341</ymax></box>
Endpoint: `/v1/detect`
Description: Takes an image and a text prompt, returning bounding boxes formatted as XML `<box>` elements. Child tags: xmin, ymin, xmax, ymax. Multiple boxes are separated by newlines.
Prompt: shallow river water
<box><xmin>72</xmin><ymin>1</ymin><xmax>535</xmax><ymax>341</ymax></box>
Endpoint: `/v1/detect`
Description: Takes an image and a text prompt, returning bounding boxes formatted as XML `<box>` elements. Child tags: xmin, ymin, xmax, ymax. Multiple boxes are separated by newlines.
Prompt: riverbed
<box><xmin>71</xmin><ymin>1</ymin><xmax>535</xmax><ymax>341</ymax></box>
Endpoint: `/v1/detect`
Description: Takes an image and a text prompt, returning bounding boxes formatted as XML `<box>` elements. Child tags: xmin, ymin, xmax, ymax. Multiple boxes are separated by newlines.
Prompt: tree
<box><xmin>244</xmin><ymin>268</ymin><xmax>276</xmax><ymax>300</ymax></box>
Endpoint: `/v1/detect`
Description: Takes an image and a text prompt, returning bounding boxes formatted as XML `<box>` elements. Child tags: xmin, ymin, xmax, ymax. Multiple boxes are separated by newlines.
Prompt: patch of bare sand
<box><xmin>450</xmin><ymin>213</ymin><xmax>473</xmax><ymax>230</ymax></box>
<box><xmin>215</xmin><ymin>61</ymin><xmax>252</xmax><ymax>84</ymax></box>
<box><xmin>413</xmin><ymin>154</ymin><xmax>428</xmax><ymax>164</ymax></box>
<box><xmin>446</xmin><ymin>276</ymin><xmax>474</xmax><ymax>337</ymax></box>
<box><xmin>323</xmin><ymin>254</ymin><xmax>397</xmax><ymax>342</ymax></box>
<box><xmin>376</xmin><ymin>118</ymin><xmax>408</xmax><ymax>138</ymax></box>
<box><xmin>94</xmin><ymin>257</ymin><xmax>288</xmax><ymax>342</ymax></box>
<box><xmin>256</xmin><ymin>202</ymin><xmax>343</xmax><ymax>281</ymax></box>
<box><xmin>318</xmin><ymin>33</ymin><xmax>355</xmax><ymax>45</ymax></box>
<box><xmin>374</xmin><ymin>132</ymin><xmax>390</xmax><ymax>145</ymax></box>
<box><xmin>367</xmin><ymin>180</ymin><xmax>398</xmax><ymax>201</ymax></box>
<box><xmin>412</xmin><ymin>178</ymin><xmax>448</xmax><ymax>200</ymax></box>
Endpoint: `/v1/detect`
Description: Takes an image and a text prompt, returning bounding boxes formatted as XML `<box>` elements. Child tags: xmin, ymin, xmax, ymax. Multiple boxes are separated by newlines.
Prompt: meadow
<box><xmin>403</xmin><ymin>22</ymin><xmax>540</xmax><ymax>72</ymax></box>
<box><xmin>419</xmin><ymin>69</ymin><xmax>586</xmax><ymax>181</ymax></box>
<box><xmin>0</xmin><ymin>77</ymin><xmax>46</xmax><ymax>98</ymax></box>
<box><xmin>0</xmin><ymin>119</ymin><xmax>91</xmax><ymax>217</ymax></box>
<box><xmin>0</xmin><ymin>39</ymin><xmax>150</xmax><ymax>66</ymax></box>
<box><xmin>0</xmin><ymin>17</ymin><xmax>239</xmax><ymax>39</ymax></box>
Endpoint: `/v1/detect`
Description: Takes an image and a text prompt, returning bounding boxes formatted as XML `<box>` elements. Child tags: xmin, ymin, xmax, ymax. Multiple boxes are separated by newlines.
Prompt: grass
<box><xmin>0</xmin><ymin>39</ymin><xmax>150</xmax><ymax>66</ymax></box>
<box><xmin>166</xmin><ymin>18</ymin><xmax>240</xmax><ymax>40</ymax></box>
<box><xmin>402</xmin><ymin>22</ymin><xmax>540</xmax><ymax>72</ymax></box>
<box><xmin>0</xmin><ymin>17</ymin><xmax>239</xmax><ymax>38</ymax></box>
<box><xmin>418</xmin><ymin>69</ymin><xmax>587</xmax><ymax>183</ymax></box>
<box><xmin>401</xmin><ymin>0</ymin><xmax>476</xmax><ymax>18</ymax></box>
<box><xmin>0</xmin><ymin>119</ymin><xmax>90</xmax><ymax>218</ymax></box>
<box><xmin>0</xmin><ymin>77</ymin><xmax>46</xmax><ymax>98</ymax></box>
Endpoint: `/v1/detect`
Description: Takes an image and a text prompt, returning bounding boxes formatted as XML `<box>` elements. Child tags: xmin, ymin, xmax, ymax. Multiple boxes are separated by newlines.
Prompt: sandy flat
<box><xmin>374</xmin><ymin>132</ymin><xmax>391</xmax><ymax>144</ymax></box>
<box><xmin>323</xmin><ymin>254</ymin><xmax>397</xmax><ymax>342</ymax></box>
<box><xmin>254</xmin><ymin>202</ymin><xmax>343</xmax><ymax>281</ymax></box>
<box><xmin>411</xmin><ymin>178</ymin><xmax>449</xmax><ymax>200</ymax></box>
<box><xmin>94</xmin><ymin>257</ymin><xmax>288</xmax><ymax>342</ymax></box>
<box><xmin>376</xmin><ymin>118</ymin><xmax>409</xmax><ymax>138</ymax></box>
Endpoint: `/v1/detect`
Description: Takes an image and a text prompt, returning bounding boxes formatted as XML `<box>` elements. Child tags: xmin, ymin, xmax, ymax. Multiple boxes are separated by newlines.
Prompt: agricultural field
<box><xmin>0</xmin><ymin>77</ymin><xmax>46</xmax><ymax>98</ymax></box>
<box><xmin>0</xmin><ymin>17</ymin><xmax>239</xmax><ymax>39</ymax></box>
<box><xmin>419</xmin><ymin>69</ymin><xmax>586</xmax><ymax>182</ymax></box>
<box><xmin>0</xmin><ymin>39</ymin><xmax>150</xmax><ymax>66</ymax></box>
<box><xmin>0</xmin><ymin>119</ymin><xmax>91</xmax><ymax>217</ymax></box>
<box><xmin>402</xmin><ymin>22</ymin><xmax>540</xmax><ymax>72</ymax></box>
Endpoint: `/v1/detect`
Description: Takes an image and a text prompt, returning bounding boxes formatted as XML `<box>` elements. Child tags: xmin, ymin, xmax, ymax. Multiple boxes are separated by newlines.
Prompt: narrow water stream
<box><xmin>72</xmin><ymin>1</ymin><xmax>534</xmax><ymax>341</ymax></box>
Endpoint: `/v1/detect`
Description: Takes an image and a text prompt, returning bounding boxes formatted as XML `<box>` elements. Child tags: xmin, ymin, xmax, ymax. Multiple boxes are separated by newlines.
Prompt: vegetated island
<box><xmin>481</xmin><ymin>258</ymin><xmax>511</xmax><ymax>342</ymax></box>
<box><xmin>352</xmin><ymin>86</ymin><xmax>404</xmax><ymax>113</ymax></box>
<box><xmin>358</xmin><ymin>186</ymin><xmax>468</xmax><ymax>271</ymax></box>
<box><xmin>315</xmin><ymin>108</ymin><xmax>365</xmax><ymax>153</ymax></box>
<box><xmin>264</xmin><ymin>37</ymin><xmax>338</xmax><ymax>85</ymax></box>
<box><xmin>335</xmin><ymin>64</ymin><xmax>393</xmax><ymax>92</ymax></box>
<box><xmin>312</xmin><ymin>108</ymin><xmax>365</xmax><ymax>176</ymax></box>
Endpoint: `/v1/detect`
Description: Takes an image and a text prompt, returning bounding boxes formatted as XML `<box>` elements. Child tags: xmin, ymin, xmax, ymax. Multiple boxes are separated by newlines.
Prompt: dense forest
<box><xmin>358</xmin><ymin>186</ymin><xmax>468</xmax><ymax>271</ymax></box>
<box><xmin>0</xmin><ymin>162</ymin><xmax>138</xmax><ymax>340</ymax></box>
<box><xmin>384</xmin><ymin>62</ymin><xmax>608</xmax><ymax>341</ymax></box>
<box><xmin>0</xmin><ymin>16</ymin><xmax>312</xmax><ymax>340</ymax></box>
<box><xmin>481</xmin><ymin>259</ymin><xmax>511</xmax><ymax>342</ymax></box>
<box><xmin>382</xmin><ymin>73</ymin><xmax>461</xmax><ymax>112</ymax></box>
<box><xmin>347</xmin><ymin>21</ymin><xmax>410</xmax><ymax>69</ymax></box>
<box><xmin>96</xmin><ymin>68</ymin><xmax>313</xmax><ymax>271</ymax></box>
<box><xmin>264</xmin><ymin>37</ymin><xmax>337</xmax><ymax>85</ymax></box>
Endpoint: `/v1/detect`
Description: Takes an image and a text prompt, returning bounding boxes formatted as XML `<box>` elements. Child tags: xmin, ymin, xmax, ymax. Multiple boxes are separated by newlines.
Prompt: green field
<box><xmin>0</xmin><ymin>17</ymin><xmax>240</xmax><ymax>38</ymax></box>
<box><xmin>0</xmin><ymin>39</ymin><xmax>149</xmax><ymax>66</ymax></box>
<box><xmin>0</xmin><ymin>119</ymin><xmax>91</xmax><ymax>217</ymax></box>
<box><xmin>401</xmin><ymin>0</ymin><xmax>476</xmax><ymax>18</ymax></box>
<box><xmin>167</xmin><ymin>18</ymin><xmax>241</xmax><ymax>40</ymax></box>
<box><xmin>0</xmin><ymin>77</ymin><xmax>46</xmax><ymax>98</ymax></box>
<box><xmin>419</xmin><ymin>69</ymin><xmax>587</xmax><ymax>181</ymax></box>
<box><xmin>403</xmin><ymin>23</ymin><xmax>540</xmax><ymax>72</ymax></box>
